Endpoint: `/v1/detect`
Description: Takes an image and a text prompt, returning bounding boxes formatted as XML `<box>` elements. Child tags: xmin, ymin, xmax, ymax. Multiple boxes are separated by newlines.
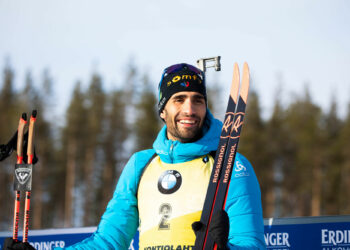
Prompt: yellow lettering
<box><xmin>173</xmin><ymin>76</ymin><xmax>181</xmax><ymax>82</ymax></box>
<box><xmin>182</xmin><ymin>75</ymin><xmax>191</xmax><ymax>80</ymax></box>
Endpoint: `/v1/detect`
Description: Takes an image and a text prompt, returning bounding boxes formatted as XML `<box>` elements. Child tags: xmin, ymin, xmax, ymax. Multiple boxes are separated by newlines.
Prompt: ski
<box><xmin>194</xmin><ymin>62</ymin><xmax>250</xmax><ymax>249</ymax></box>
<box><xmin>23</xmin><ymin>110</ymin><xmax>37</xmax><ymax>242</ymax></box>
<box><xmin>194</xmin><ymin>63</ymin><xmax>240</xmax><ymax>249</ymax></box>
<box><xmin>12</xmin><ymin>113</ymin><xmax>27</xmax><ymax>241</ymax></box>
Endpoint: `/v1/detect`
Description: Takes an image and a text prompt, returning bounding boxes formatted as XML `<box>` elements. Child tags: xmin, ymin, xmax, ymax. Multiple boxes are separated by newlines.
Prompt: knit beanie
<box><xmin>158</xmin><ymin>63</ymin><xmax>207</xmax><ymax>115</ymax></box>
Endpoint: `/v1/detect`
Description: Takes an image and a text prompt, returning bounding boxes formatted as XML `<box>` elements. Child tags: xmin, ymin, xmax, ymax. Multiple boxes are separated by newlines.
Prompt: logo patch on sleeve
<box><xmin>234</xmin><ymin>162</ymin><xmax>250</xmax><ymax>178</ymax></box>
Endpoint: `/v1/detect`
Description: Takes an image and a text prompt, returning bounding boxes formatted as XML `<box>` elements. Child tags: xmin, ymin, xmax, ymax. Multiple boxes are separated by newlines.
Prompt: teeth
<box><xmin>180</xmin><ymin>120</ymin><xmax>195</xmax><ymax>124</ymax></box>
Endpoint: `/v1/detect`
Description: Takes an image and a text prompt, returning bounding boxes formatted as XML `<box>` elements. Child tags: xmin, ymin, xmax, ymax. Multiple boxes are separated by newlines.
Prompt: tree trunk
<box><xmin>311</xmin><ymin>163</ymin><xmax>322</xmax><ymax>216</ymax></box>
<box><xmin>265</xmin><ymin>187</ymin><xmax>275</xmax><ymax>217</ymax></box>
<box><xmin>102</xmin><ymin>161</ymin><xmax>114</xmax><ymax>211</ymax></box>
<box><xmin>64</xmin><ymin>140</ymin><xmax>77</xmax><ymax>227</ymax></box>
<box><xmin>83</xmin><ymin>147</ymin><xmax>95</xmax><ymax>226</ymax></box>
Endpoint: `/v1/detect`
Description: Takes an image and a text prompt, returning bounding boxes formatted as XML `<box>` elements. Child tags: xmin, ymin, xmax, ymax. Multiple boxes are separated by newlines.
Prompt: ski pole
<box><xmin>12</xmin><ymin>113</ymin><xmax>27</xmax><ymax>241</ymax></box>
<box><xmin>23</xmin><ymin>110</ymin><xmax>37</xmax><ymax>242</ymax></box>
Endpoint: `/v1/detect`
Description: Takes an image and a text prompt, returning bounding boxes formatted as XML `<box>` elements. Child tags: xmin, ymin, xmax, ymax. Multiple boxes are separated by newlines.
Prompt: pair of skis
<box><xmin>194</xmin><ymin>63</ymin><xmax>250</xmax><ymax>249</ymax></box>
<box><xmin>12</xmin><ymin>110</ymin><xmax>37</xmax><ymax>243</ymax></box>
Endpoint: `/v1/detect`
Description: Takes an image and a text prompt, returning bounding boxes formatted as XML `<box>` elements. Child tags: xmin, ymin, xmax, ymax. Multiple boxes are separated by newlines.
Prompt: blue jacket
<box><xmin>61</xmin><ymin>111</ymin><xmax>266</xmax><ymax>249</ymax></box>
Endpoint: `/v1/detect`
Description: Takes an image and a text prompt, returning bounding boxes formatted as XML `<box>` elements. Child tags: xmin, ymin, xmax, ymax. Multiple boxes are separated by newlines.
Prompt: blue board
<box><xmin>1</xmin><ymin>216</ymin><xmax>349</xmax><ymax>250</ymax></box>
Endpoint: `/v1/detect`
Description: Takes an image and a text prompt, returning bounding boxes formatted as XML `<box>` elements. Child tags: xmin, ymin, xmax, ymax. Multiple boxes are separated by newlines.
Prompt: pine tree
<box><xmin>0</xmin><ymin>62</ymin><xmax>18</xmax><ymax>136</ymax></box>
<box><xmin>339</xmin><ymin>103</ymin><xmax>350</xmax><ymax>214</ymax></box>
<box><xmin>265</xmin><ymin>92</ymin><xmax>288</xmax><ymax>217</ymax></box>
<box><xmin>284</xmin><ymin>88</ymin><xmax>324</xmax><ymax>216</ymax></box>
<box><xmin>60</xmin><ymin>81</ymin><xmax>88</xmax><ymax>227</ymax></box>
<box><xmin>322</xmin><ymin>99</ymin><xmax>343</xmax><ymax>214</ymax></box>
<box><xmin>134</xmin><ymin>74</ymin><xmax>161</xmax><ymax>152</ymax></box>
<box><xmin>83</xmin><ymin>73</ymin><xmax>106</xmax><ymax>226</ymax></box>
<box><xmin>0</xmin><ymin>63</ymin><xmax>18</xmax><ymax>230</ymax></box>
<box><xmin>97</xmin><ymin>89</ymin><xmax>128</xmax><ymax>216</ymax></box>
<box><xmin>123</xmin><ymin>61</ymin><xmax>139</xmax><ymax>154</ymax></box>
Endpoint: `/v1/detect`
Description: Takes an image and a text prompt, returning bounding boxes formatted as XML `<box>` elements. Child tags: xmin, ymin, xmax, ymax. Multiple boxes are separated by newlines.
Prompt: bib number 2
<box><xmin>158</xmin><ymin>203</ymin><xmax>172</xmax><ymax>230</ymax></box>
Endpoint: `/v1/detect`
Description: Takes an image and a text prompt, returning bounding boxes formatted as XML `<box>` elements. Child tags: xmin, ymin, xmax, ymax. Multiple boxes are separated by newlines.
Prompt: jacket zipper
<box><xmin>169</xmin><ymin>142</ymin><xmax>174</xmax><ymax>163</ymax></box>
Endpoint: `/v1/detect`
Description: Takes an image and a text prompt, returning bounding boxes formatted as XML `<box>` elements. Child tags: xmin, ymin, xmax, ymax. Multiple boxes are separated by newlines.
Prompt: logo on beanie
<box><xmin>181</xmin><ymin>82</ymin><xmax>190</xmax><ymax>87</ymax></box>
<box><xmin>167</xmin><ymin>74</ymin><xmax>201</xmax><ymax>87</ymax></box>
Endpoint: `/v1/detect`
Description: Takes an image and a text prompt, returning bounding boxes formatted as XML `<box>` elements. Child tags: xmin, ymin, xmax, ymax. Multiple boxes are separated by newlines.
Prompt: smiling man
<box><xmin>57</xmin><ymin>63</ymin><xmax>266</xmax><ymax>250</ymax></box>
<box><xmin>160</xmin><ymin>91</ymin><xmax>206</xmax><ymax>143</ymax></box>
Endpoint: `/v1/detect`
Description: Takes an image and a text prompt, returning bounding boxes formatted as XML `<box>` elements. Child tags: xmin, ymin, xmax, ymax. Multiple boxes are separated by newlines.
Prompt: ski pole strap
<box><xmin>14</xmin><ymin>164</ymin><xmax>33</xmax><ymax>191</ymax></box>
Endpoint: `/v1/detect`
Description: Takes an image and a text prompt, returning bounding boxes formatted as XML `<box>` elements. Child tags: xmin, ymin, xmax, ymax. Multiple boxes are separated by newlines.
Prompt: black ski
<box><xmin>194</xmin><ymin>62</ymin><xmax>250</xmax><ymax>250</ymax></box>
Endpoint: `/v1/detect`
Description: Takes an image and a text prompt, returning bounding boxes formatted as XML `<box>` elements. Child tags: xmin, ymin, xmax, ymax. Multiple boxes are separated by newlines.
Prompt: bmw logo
<box><xmin>158</xmin><ymin>170</ymin><xmax>182</xmax><ymax>194</ymax></box>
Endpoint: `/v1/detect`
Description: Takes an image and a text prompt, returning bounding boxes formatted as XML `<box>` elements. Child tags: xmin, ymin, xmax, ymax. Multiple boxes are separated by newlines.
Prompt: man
<box><xmin>59</xmin><ymin>63</ymin><xmax>266</xmax><ymax>249</ymax></box>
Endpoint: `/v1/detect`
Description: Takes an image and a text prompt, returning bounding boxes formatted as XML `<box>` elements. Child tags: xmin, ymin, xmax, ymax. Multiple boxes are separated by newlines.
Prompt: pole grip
<box><xmin>16</xmin><ymin>113</ymin><xmax>27</xmax><ymax>164</ymax></box>
<box><xmin>27</xmin><ymin>110</ymin><xmax>37</xmax><ymax>164</ymax></box>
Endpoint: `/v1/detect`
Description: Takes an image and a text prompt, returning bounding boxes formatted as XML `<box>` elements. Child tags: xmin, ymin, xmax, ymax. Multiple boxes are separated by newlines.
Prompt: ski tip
<box><xmin>243</xmin><ymin>62</ymin><xmax>250</xmax><ymax>78</ymax></box>
<box><xmin>234</xmin><ymin>63</ymin><xmax>239</xmax><ymax>76</ymax></box>
<box><xmin>241</xmin><ymin>62</ymin><xmax>250</xmax><ymax>103</ymax></box>
<box><xmin>31</xmin><ymin>110</ymin><xmax>37</xmax><ymax>118</ymax></box>
<box><xmin>243</xmin><ymin>62</ymin><xmax>249</xmax><ymax>70</ymax></box>
<box><xmin>21</xmin><ymin>113</ymin><xmax>27</xmax><ymax>121</ymax></box>
<box><xmin>231</xmin><ymin>63</ymin><xmax>240</xmax><ymax>103</ymax></box>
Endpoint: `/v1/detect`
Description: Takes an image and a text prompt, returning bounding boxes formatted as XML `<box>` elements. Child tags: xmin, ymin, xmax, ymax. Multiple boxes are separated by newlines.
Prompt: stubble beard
<box><xmin>166</xmin><ymin>115</ymin><xmax>203</xmax><ymax>143</ymax></box>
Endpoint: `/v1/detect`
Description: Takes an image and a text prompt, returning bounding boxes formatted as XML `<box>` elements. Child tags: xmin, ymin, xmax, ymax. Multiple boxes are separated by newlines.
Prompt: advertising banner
<box><xmin>264</xmin><ymin>216</ymin><xmax>350</xmax><ymax>250</ymax></box>
<box><xmin>1</xmin><ymin>216</ymin><xmax>349</xmax><ymax>250</ymax></box>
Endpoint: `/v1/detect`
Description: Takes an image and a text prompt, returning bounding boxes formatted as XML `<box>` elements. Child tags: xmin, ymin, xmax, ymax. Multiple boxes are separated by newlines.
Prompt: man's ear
<box><xmin>160</xmin><ymin>110</ymin><xmax>165</xmax><ymax>120</ymax></box>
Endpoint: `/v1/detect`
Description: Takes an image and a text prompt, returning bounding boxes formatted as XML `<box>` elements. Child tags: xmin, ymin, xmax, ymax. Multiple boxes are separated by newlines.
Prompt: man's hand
<box><xmin>192</xmin><ymin>210</ymin><xmax>230</xmax><ymax>250</ymax></box>
<box><xmin>2</xmin><ymin>238</ymin><xmax>35</xmax><ymax>250</ymax></box>
<box><xmin>0</xmin><ymin>144</ymin><xmax>12</xmax><ymax>161</ymax></box>
<box><xmin>0</xmin><ymin>131</ymin><xmax>38</xmax><ymax>163</ymax></box>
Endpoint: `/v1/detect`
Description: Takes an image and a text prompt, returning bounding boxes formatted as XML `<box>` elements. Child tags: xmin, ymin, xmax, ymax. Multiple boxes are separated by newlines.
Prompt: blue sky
<box><xmin>1</xmin><ymin>0</ymin><xmax>349</xmax><ymax>120</ymax></box>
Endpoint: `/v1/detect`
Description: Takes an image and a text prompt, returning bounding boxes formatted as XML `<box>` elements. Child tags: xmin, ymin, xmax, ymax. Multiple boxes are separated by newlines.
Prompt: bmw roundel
<box><xmin>158</xmin><ymin>170</ymin><xmax>182</xmax><ymax>194</ymax></box>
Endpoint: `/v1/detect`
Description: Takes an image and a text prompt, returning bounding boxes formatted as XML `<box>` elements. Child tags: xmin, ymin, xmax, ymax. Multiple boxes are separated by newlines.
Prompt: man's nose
<box><xmin>182</xmin><ymin>99</ymin><xmax>195</xmax><ymax>115</ymax></box>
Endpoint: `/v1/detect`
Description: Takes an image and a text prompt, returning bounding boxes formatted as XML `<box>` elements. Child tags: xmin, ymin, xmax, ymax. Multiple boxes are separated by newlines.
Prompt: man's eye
<box><xmin>195</xmin><ymin>98</ymin><xmax>205</xmax><ymax>104</ymax></box>
<box><xmin>174</xmin><ymin>98</ymin><xmax>184</xmax><ymax>102</ymax></box>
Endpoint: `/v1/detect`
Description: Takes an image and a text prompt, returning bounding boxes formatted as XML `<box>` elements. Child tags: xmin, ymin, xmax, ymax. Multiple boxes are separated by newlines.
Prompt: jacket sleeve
<box><xmin>57</xmin><ymin>151</ymin><xmax>153</xmax><ymax>249</ymax></box>
<box><xmin>225</xmin><ymin>153</ymin><xmax>266</xmax><ymax>250</ymax></box>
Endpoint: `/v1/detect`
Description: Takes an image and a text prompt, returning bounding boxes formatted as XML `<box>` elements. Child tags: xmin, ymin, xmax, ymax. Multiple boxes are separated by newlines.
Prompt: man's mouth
<box><xmin>177</xmin><ymin>118</ymin><xmax>198</xmax><ymax>127</ymax></box>
<box><xmin>179</xmin><ymin>120</ymin><xmax>195</xmax><ymax>124</ymax></box>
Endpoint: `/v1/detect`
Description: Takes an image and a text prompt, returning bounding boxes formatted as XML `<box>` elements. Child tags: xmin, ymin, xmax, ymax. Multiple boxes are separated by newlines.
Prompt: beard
<box><xmin>164</xmin><ymin>112</ymin><xmax>204</xmax><ymax>143</ymax></box>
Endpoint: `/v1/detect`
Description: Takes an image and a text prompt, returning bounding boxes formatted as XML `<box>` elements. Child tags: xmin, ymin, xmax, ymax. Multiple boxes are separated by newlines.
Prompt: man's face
<box><xmin>160</xmin><ymin>91</ymin><xmax>207</xmax><ymax>143</ymax></box>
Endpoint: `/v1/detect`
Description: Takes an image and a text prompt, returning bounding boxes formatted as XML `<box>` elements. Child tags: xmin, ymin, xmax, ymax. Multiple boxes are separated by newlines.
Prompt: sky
<box><xmin>0</xmin><ymin>0</ymin><xmax>349</xmax><ymax>121</ymax></box>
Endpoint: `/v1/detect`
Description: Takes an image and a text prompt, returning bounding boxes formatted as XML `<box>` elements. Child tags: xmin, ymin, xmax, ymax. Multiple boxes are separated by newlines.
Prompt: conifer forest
<box><xmin>0</xmin><ymin>62</ymin><xmax>349</xmax><ymax>231</ymax></box>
